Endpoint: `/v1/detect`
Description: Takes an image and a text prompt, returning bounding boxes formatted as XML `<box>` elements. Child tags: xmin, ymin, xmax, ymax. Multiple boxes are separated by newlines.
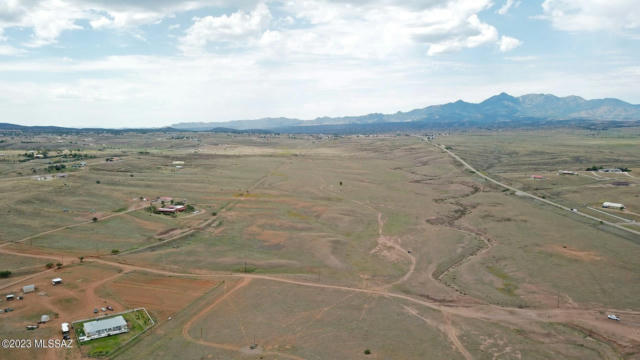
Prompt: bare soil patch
<box><xmin>101</xmin><ymin>272</ymin><xmax>218</xmax><ymax>320</ymax></box>
<box><xmin>543</xmin><ymin>244</ymin><xmax>602</xmax><ymax>262</ymax></box>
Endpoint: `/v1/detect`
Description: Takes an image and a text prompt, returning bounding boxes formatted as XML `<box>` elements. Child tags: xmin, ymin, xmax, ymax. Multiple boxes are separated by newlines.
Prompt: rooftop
<box><xmin>84</xmin><ymin>315</ymin><xmax>127</xmax><ymax>334</ymax></box>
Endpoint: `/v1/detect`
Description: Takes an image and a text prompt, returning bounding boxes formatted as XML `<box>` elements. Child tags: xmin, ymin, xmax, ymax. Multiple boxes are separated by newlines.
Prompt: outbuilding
<box><xmin>23</xmin><ymin>284</ymin><xmax>36</xmax><ymax>293</ymax></box>
<box><xmin>51</xmin><ymin>278</ymin><xmax>63</xmax><ymax>285</ymax></box>
<box><xmin>602</xmin><ymin>202</ymin><xmax>625</xmax><ymax>210</ymax></box>
<box><xmin>5</xmin><ymin>294</ymin><xmax>15</xmax><ymax>301</ymax></box>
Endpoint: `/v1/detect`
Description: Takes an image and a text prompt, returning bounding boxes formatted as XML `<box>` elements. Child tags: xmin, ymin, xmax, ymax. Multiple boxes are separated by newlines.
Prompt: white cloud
<box><xmin>0</xmin><ymin>0</ymin><xmax>259</xmax><ymax>47</ymax></box>
<box><xmin>498</xmin><ymin>35</ymin><xmax>521</xmax><ymax>52</ymax></box>
<box><xmin>497</xmin><ymin>0</ymin><xmax>519</xmax><ymax>15</ymax></box>
<box><xmin>0</xmin><ymin>0</ymin><xmax>519</xmax><ymax>57</ymax></box>
<box><xmin>176</xmin><ymin>1</ymin><xmax>512</xmax><ymax>58</ymax></box>
<box><xmin>541</xmin><ymin>0</ymin><xmax>640</xmax><ymax>35</ymax></box>
<box><xmin>179</xmin><ymin>3</ymin><xmax>271</xmax><ymax>54</ymax></box>
<box><xmin>0</xmin><ymin>43</ymin><xmax>26</xmax><ymax>56</ymax></box>
<box><xmin>283</xmin><ymin>0</ymin><xmax>503</xmax><ymax>57</ymax></box>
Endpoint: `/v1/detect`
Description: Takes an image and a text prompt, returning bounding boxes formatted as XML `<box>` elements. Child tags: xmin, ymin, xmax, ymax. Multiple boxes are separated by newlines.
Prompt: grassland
<box><xmin>0</xmin><ymin>129</ymin><xmax>639</xmax><ymax>360</ymax></box>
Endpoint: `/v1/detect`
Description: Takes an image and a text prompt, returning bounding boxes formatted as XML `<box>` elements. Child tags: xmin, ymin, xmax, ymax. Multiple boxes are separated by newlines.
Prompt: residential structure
<box><xmin>82</xmin><ymin>315</ymin><xmax>129</xmax><ymax>341</ymax></box>
<box><xmin>602</xmin><ymin>202</ymin><xmax>625</xmax><ymax>210</ymax></box>
<box><xmin>157</xmin><ymin>205</ymin><xmax>186</xmax><ymax>214</ymax></box>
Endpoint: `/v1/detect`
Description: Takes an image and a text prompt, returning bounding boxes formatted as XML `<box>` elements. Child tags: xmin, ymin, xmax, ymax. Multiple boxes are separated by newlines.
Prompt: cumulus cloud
<box><xmin>0</xmin><ymin>0</ymin><xmax>256</xmax><ymax>47</ymax></box>
<box><xmin>176</xmin><ymin>0</ymin><xmax>513</xmax><ymax>58</ymax></box>
<box><xmin>541</xmin><ymin>0</ymin><xmax>640</xmax><ymax>34</ymax></box>
<box><xmin>0</xmin><ymin>0</ymin><xmax>519</xmax><ymax>57</ymax></box>
<box><xmin>498</xmin><ymin>35</ymin><xmax>521</xmax><ymax>52</ymax></box>
<box><xmin>179</xmin><ymin>3</ymin><xmax>271</xmax><ymax>55</ymax></box>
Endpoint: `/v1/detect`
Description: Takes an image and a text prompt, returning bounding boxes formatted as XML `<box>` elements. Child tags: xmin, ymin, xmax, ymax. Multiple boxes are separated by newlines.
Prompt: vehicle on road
<box><xmin>608</xmin><ymin>314</ymin><xmax>621</xmax><ymax>321</ymax></box>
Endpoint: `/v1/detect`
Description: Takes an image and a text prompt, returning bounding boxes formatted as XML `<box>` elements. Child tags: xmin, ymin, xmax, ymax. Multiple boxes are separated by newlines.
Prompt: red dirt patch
<box><xmin>102</xmin><ymin>272</ymin><xmax>218</xmax><ymax>319</ymax></box>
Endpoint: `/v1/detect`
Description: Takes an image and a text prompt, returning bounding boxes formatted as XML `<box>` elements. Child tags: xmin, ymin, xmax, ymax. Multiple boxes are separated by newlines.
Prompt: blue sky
<box><xmin>0</xmin><ymin>0</ymin><xmax>638</xmax><ymax>128</ymax></box>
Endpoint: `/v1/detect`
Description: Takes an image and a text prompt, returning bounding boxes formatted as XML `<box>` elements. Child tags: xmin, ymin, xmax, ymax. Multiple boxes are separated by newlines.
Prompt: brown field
<box><xmin>97</xmin><ymin>272</ymin><xmax>218</xmax><ymax>320</ymax></box>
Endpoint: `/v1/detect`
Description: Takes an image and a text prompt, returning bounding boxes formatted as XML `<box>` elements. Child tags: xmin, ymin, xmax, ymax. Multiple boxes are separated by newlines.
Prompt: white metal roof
<box><xmin>52</xmin><ymin>277</ymin><xmax>62</xmax><ymax>282</ymax></box>
<box><xmin>603</xmin><ymin>202</ymin><xmax>624</xmax><ymax>207</ymax></box>
<box><xmin>84</xmin><ymin>316</ymin><xmax>127</xmax><ymax>334</ymax></box>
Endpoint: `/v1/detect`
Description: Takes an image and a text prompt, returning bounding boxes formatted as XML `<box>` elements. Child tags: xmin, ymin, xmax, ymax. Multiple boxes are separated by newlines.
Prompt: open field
<box><xmin>1</xmin><ymin>129</ymin><xmax>639</xmax><ymax>359</ymax></box>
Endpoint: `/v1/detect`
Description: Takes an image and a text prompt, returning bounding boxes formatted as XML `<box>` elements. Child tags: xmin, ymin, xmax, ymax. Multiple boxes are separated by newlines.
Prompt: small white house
<box><xmin>602</xmin><ymin>202</ymin><xmax>625</xmax><ymax>210</ymax></box>
<box><xmin>23</xmin><ymin>284</ymin><xmax>35</xmax><ymax>293</ymax></box>
<box><xmin>51</xmin><ymin>278</ymin><xmax>63</xmax><ymax>285</ymax></box>
<box><xmin>81</xmin><ymin>315</ymin><xmax>129</xmax><ymax>341</ymax></box>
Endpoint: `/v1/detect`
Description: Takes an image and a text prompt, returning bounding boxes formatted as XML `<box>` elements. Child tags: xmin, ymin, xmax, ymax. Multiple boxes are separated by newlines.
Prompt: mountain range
<box><xmin>172</xmin><ymin>93</ymin><xmax>640</xmax><ymax>131</ymax></box>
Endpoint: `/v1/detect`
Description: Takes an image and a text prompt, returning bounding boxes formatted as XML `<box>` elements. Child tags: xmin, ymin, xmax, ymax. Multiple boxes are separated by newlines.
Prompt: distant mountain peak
<box><xmin>171</xmin><ymin>92</ymin><xmax>640</xmax><ymax>131</ymax></box>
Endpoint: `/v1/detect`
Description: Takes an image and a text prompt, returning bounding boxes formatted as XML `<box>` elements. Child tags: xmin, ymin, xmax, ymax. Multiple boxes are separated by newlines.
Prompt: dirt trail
<box><xmin>4</xmin><ymin>245</ymin><xmax>640</xmax><ymax>357</ymax></box>
<box><xmin>180</xmin><ymin>278</ymin><xmax>306</xmax><ymax>360</ymax></box>
<box><xmin>443</xmin><ymin>312</ymin><xmax>473</xmax><ymax>360</ymax></box>
<box><xmin>371</xmin><ymin>212</ymin><xmax>416</xmax><ymax>289</ymax></box>
<box><xmin>0</xmin><ymin>203</ymin><xmax>148</xmax><ymax>248</ymax></box>
<box><xmin>404</xmin><ymin>305</ymin><xmax>472</xmax><ymax>360</ymax></box>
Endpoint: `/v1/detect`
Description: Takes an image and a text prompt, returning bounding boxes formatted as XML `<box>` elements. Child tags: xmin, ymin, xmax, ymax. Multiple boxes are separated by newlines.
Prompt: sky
<box><xmin>0</xmin><ymin>0</ymin><xmax>639</xmax><ymax>128</ymax></box>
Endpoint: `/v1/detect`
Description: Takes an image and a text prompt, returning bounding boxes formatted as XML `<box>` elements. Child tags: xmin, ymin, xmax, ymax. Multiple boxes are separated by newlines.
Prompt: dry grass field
<box><xmin>1</xmin><ymin>129</ymin><xmax>639</xmax><ymax>359</ymax></box>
